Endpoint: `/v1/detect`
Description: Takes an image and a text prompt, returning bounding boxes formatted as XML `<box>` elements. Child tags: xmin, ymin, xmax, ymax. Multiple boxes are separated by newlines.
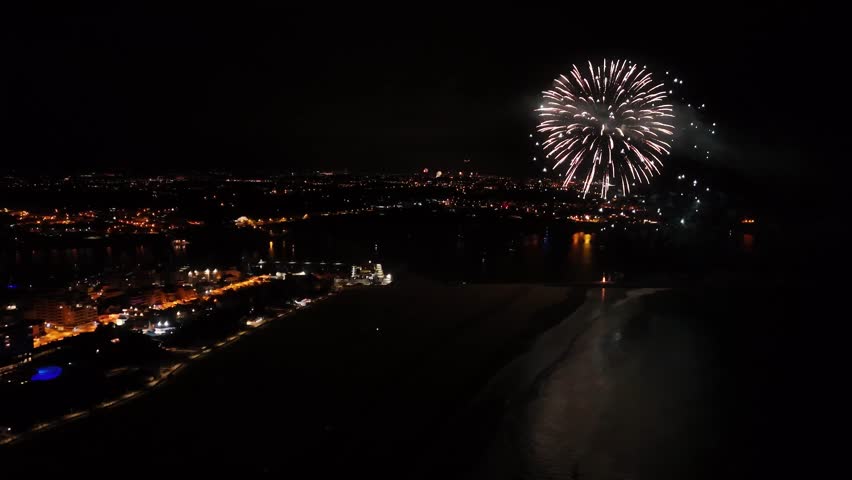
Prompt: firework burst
<box><xmin>536</xmin><ymin>60</ymin><xmax>674</xmax><ymax>197</ymax></box>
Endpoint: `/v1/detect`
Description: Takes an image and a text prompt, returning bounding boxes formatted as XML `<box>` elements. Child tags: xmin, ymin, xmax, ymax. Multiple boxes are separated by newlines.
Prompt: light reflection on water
<box><xmin>742</xmin><ymin>233</ymin><xmax>754</xmax><ymax>253</ymax></box>
<box><xmin>569</xmin><ymin>232</ymin><xmax>595</xmax><ymax>268</ymax></box>
<box><xmin>1</xmin><ymin>219</ymin><xmax>761</xmax><ymax>287</ymax></box>
<box><xmin>5</xmin><ymin>229</ymin><xmax>604</xmax><ymax>286</ymax></box>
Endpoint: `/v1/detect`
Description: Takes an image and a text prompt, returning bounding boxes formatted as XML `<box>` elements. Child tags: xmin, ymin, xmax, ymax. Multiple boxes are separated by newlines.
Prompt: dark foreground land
<box><xmin>1</xmin><ymin>277</ymin><xmax>839</xmax><ymax>478</ymax></box>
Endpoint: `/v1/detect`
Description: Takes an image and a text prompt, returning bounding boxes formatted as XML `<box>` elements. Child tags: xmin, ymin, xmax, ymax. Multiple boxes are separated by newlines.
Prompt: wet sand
<box><xmin>419</xmin><ymin>286</ymin><xmax>836</xmax><ymax>479</ymax></box>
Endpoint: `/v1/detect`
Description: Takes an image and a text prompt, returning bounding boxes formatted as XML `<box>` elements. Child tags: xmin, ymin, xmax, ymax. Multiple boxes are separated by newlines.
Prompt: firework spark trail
<box><xmin>537</xmin><ymin>60</ymin><xmax>674</xmax><ymax>197</ymax></box>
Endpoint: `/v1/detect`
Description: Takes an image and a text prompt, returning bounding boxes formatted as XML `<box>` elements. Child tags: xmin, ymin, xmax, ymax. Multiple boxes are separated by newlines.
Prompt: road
<box><xmin>33</xmin><ymin>275</ymin><xmax>274</xmax><ymax>348</ymax></box>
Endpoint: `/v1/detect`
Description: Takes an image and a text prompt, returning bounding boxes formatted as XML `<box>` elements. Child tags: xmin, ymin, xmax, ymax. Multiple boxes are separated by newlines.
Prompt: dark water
<box><xmin>2</xmin><ymin>213</ymin><xmax>765</xmax><ymax>288</ymax></box>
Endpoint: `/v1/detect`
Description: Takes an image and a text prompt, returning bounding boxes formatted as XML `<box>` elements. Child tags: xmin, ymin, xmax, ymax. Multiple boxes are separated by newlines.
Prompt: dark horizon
<box><xmin>1</xmin><ymin>8</ymin><xmax>838</xmax><ymax>186</ymax></box>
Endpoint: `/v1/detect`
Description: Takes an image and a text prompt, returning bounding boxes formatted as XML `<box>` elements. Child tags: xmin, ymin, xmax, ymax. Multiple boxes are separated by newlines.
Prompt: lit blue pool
<box><xmin>31</xmin><ymin>366</ymin><xmax>63</xmax><ymax>381</ymax></box>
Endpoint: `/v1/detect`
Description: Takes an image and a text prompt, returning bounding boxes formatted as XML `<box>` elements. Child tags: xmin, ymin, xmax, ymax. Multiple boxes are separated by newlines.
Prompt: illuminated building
<box><xmin>128</xmin><ymin>286</ymin><xmax>198</xmax><ymax>307</ymax></box>
<box><xmin>27</xmin><ymin>298</ymin><xmax>65</xmax><ymax>326</ymax></box>
<box><xmin>25</xmin><ymin>298</ymin><xmax>98</xmax><ymax>330</ymax></box>
<box><xmin>349</xmin><ymin>263</ymin><xmax>393</xmax><ymax>286</ymax></box>
<box><xmin>151</xmin><ymin>319</ymin><xmax>176</xmax><ymax>336</ymax></box>
<box><xmin>61</xmin><ymin>304</ymin><xmax>98</xmax><ymax>329</ymax></box>
<box><xmin>1</xmin><ymin>306</ymin><xmax>34</xmax><ymax>369</ymax></box>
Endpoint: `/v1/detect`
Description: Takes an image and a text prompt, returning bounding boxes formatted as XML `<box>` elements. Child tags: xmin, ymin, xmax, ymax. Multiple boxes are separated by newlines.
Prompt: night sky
<box><xmin>1</xmin><ymin>8</ymin><xmax>837</xmax><ymax>183</ymax></box>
